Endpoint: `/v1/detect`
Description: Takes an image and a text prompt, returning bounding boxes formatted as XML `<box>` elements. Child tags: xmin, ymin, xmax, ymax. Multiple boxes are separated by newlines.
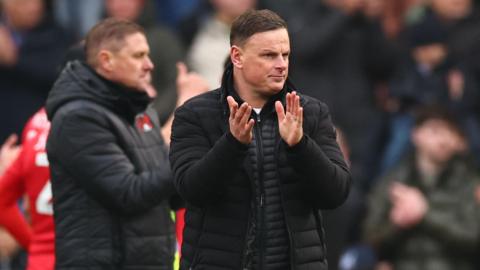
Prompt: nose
<box><xmin>144</xmin><ymin>56</ymin><xmax>154</xmax><ymax>71</ymax></box>
<box><xmin>275</xmin><ymin>55</ymin><xmax>288</xmax><ymax>70</ymax></box>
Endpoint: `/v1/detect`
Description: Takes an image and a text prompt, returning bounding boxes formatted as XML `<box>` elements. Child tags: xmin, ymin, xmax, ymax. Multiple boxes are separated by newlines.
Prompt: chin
<box><xmin>270</xmin><ymin>84</ymin><xmax>285</xmax><ymax>92</ymax></box>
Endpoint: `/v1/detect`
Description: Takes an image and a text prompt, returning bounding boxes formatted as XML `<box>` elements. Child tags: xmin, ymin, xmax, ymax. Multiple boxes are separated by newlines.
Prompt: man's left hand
<box><xmin>275</xmin><ymin>91</ymin><xmax>303</xmax><ymax>147</ymax></box>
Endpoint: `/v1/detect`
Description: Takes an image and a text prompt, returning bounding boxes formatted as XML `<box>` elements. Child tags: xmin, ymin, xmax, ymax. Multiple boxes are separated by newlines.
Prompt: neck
<box><xmin>215</xmin><ymin>12</ymin><xmax>236</xmax><ymax>25</ymax></box>
<box><xmin>233</xmin><ymin>72</ymin><xmax>268</xmax><ymax>108</ymax></box>
<box><xmin>415</xmin><ymin>151</ymin><xmax>444</xmax><ymax>177</ymax></box>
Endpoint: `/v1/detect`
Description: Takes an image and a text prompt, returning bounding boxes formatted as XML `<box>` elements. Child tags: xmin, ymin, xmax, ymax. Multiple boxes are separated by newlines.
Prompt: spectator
<box><xmin>0</xmin><ymin>0</ymin><xmax>72</xmax><ymax>143</ymax></box>
<box><xmin>381</xmin><ymin>14</ymin><xmax>479</xmax><ymax>172</ymax></box>
<box><xmin>264</xmin><ymin>0</ymin><xmax>397</xmax><ymax>190</ymax></box>
<box><xmin>364</xmin><ymin>105</ymin><xmax>480</xmax><ymax>270</ymax></box>
<box><xmin>53</xmin><ymin>0</ymin><xmax>104</xmax><ymax>39</ymax></box>
<box><xmin>186</xmin><ymin>0</ymin><xmax>257</xmax><ymax>89</ymax></box>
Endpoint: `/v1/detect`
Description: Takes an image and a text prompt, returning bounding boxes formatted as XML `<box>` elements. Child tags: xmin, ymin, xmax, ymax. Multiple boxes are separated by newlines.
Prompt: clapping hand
<box><xmin>227</xmin><ymin>96</ymin><xmax>254</xmax><ymax>145</ymax></box>
<box><xmin>389</xmin><ymin>182</ymin><xmax>428</xmax><ymax>228</ymax></box>
<box><xmin>275</xmin><ymin>91</ymin><xmax>303</xmax><ymax>147</ymax></box>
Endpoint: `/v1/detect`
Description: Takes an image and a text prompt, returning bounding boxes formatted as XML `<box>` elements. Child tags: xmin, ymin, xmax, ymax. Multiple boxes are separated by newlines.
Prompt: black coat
<box><xmin>169</xmin><ymin>66</ymin><xmax>351</xmax><ymax>270</ymax></box>
<box><xmin>46</xmin><ymin>61</ymin><xmax>178</xmax><ymax>270</ymax></box>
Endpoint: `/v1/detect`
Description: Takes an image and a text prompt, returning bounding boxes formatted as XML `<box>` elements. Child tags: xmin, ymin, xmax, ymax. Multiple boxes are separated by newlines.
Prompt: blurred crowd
<box><xmin>1</xmin><ymin>0</ymin><xmax>480</xmax><ymax>269</ymax></box>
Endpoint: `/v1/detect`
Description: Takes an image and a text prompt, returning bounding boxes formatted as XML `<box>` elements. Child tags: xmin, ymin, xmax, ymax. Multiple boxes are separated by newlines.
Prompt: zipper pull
<box><xmin>260</xmin><ymin>193</ymin><xmax>264</xmax><ymax>207</ymax></box>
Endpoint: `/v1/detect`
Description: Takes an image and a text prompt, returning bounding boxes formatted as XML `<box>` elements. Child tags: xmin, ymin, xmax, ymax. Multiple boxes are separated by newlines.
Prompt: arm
<box><xmin>420</xmin><ymin>186</ymin><xmax>480</xmax><ymax>253</ymax></box>
<box><xmin>0</xmin><ymin>151</ymin><xmax>32</xmax><ymax>249</ymax></box>
<box><xmin>169</xmin><ymin>103</ymin><xmax>249</xmax><ymax>206</ymax></box>
<box><xmin>363</xmin><ymin>178</ymin><xmax>405</xmax><ymax>251</ymax></box>
<box><xmin>48</xmin><ymin>109</ymin><xmax>176</xmax><ymax>215</ymax></box>
<box><xmin>284</xmin><ymin>99</ymin><xmax>351</xmax><ymax>209</ymax></box>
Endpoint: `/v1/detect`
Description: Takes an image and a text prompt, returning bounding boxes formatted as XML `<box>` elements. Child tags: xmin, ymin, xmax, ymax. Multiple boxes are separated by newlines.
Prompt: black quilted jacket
<box><xmin>170</xmin><ymin>65</ymin><xmax>351</xmax><ymax>270</ymax></box>
<box><xmin>46</xmin><ymin>61</ymin><xmax>179</xmax><ymax>270</ymax></box>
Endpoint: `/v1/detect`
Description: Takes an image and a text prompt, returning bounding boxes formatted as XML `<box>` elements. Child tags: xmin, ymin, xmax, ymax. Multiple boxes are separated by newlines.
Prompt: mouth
<box><xmin>270</xmin><ymin>75</ymin><xmax>286</xmax><ymax>81</ymax></box>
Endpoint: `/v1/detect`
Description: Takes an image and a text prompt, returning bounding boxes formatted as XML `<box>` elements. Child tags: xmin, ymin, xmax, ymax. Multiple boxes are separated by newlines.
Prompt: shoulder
<box><xmin>177</xmin><ymin>89</ymin><xmax>223</xmax><ymax>115</ymax></box>
<box><xmin>299</xmin><ymin>93</ymin><xmax>330</xmax><ymax>115</ymax></box>
<box><xmin>49</xmin><ymin>101</ymin><xmax>115</xmax><ymax>134</ymax></box>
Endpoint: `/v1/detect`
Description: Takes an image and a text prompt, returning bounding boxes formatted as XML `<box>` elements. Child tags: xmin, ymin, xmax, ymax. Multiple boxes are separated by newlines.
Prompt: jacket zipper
<box><xmin>276</xmin><ymin>140</ymin><xmax>296</xmax><ymax>270</ymax></box>
<box><xmin>254</xmin><ymin>112</ymin><xmax>266</xmax><ymax>270</ymax></box>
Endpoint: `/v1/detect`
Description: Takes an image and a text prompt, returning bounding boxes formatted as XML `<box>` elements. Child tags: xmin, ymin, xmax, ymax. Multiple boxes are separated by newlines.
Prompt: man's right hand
<box><xmin>176</xmin><ymin>62</ymin><xmax>210</xmax><ymax>106</ymax></box>
<box><xmin>227</xmin><ymin>96</ymin><xmax>254</xmax><ymax>144</ymax></box>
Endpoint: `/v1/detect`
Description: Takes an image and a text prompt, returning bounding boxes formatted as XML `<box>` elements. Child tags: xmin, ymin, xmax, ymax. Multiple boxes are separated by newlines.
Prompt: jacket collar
<box><xmin>219</xmin><ymin>62</ymin><xmax>297</xmax><ymax>119</ymax></box>
<box><xmin>47</xmin><ymin>61</ymin><xmax>152</xmax><ymax>123</ymax></box>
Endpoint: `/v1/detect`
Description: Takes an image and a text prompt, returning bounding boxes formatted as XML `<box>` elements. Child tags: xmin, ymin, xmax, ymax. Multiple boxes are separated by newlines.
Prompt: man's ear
<box><xmin>230</xmin><ymin>45</ymin><xmax>243</xmax><ymax>69</ymax></box>
<box><xmin>98</xmin><ymin>50</ymin><xmax>114</xmax><ymax>72</ymax></box>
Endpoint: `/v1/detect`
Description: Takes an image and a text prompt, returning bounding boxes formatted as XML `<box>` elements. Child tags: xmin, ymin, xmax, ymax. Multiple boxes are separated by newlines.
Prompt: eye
<box><xmin>134</xmin><ymin>52</ymin><xmax>148</xmax><ymax>58</ymax></box>
<box><xmin>262</xmin><ymin>53</ymin><xmax>276</xmax><ymax>59</ymax></box>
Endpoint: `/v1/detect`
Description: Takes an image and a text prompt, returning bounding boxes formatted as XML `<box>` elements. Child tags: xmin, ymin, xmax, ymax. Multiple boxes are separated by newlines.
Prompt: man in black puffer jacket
<box><xmin>170</xmin><ymin>9</ymin><xmax>351</xmax><ymax>270</ymax></box>
<box><xmin>46</xmin><ymin>18</ymin><xmax>180</xmax><ymax>269</ymax></box>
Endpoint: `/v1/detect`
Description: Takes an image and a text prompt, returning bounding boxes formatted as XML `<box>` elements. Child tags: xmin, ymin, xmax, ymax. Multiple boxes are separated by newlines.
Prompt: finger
<box><xmin>239</xmin><ymin>105</ymin><xmax>252</xmax><ymax>126</ymax></box>
<box><xmin>176</xmin><ymin>62</ymin><xmax>188</xmax><ymax>78</ymax></box>
<box><xmin>289</xmin><ymin>93</ymin><xmax>294</xmax><ymax>115</ymax></box>
<box><xmin>275</xmin><ymin>101</ymin><xmax>285</xmax><ymax>121</ymax></box>
<box><xmin>227</xmin><ymin>96</ymin><xmax>238</xmax><ymax>120</ymax></box>
<box><xmin>235</xmin><ymin>102</ymin><xmax>249</xmax><ymax>124</ymax></box>
<box><xmin>294</xmin><ymin>95</ymin><xmax>300</xmax><ymax>115</ymax></box>
<box><xmin>298</xmin><ymin>107</ymin><xmax>303</xmax><ymax>125</ymax></box>
<box><xmin>245</xmin><ymin>119</ymin><xmax>255</xmax><ymax>134</ymax></box>
<box><xmin>3</xmin><ymin>134</ymin><xmax>18</xmax><ymax>149</ymax></box>
<box><xmin>285</xmin><ymin>93</ymin><xmax>291</xmax><ymax>114</ymax></box>
<box><xmin>288</xmin><ymin>91</ymin><xmax>297</xmax><ymax>115</ymax></box>
<box><xmin>389</xmin><ymin>183</ymin><xmax>403</xmax><ymax>200</ymax></box>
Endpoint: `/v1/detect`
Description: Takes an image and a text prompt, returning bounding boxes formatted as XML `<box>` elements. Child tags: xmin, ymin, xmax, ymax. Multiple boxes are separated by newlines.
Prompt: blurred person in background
<box><xmin>154</xmin><ymin>0</ymin><xmax>200</xmax><ymax>29</ymax></box>
<box><xmin>0</xmin><ymin>39</ymin><xmax>205</xmax><ymax>270</ymax></box>
<box><xmin>0</xmin><ymin>135</ymin><xmax>22</xmax><ymax>270</ymax></box>
<box><xmin>0</xmin><ymin>108</ymin><xmax>54</xmax><ymax>270</ymax></box>
<box><xmin>46</xmin><ymin>17</ymin><xmax>206</xmax><ymax>269</ymax></box>
<box><xmin>262</xmin><ymin>0</ymin><xmax>398</xmax><ymax>191</ymax></box>
<box><xmin>381</xmin><ymin>13</ymin><xmax>480</xmax><ymax>174</ymax></box>
<box><xmin>185</xmin><ymin>0</ymin><xmax>257</xmax><ymax>89</ymax></box>
<box><xmin>364</xmin><ymin>105</ymin><xmax>480</xmax><ymax>270</ymax></box>
<box><xmin>45</xmin><ymin>18</ymin><xmax>180</xmax><ymax>269</ymax></box>
<box><xmin>105</xmin><ymin>0</ymin><xmax>192</xmax><ymax>123</ymax></box>
<box><xmin>52</xmin><ymin>0</ymin><xmax>104</xmax><ymax>39</ymax></box>
<box><xmin>0</xmin><ymin>0</ymin><xmax>72</xmax><ymax>144</ymax></box>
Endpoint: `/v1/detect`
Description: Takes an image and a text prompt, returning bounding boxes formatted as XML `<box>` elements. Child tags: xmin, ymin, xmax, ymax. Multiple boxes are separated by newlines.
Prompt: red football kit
<box><xmin>0</xmin><ymin>108</ymin><xmax>54</xmax><ymax>270</ymax></box>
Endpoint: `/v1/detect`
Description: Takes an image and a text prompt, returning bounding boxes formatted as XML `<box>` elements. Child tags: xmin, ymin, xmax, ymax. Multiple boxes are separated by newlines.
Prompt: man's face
<box><xmin>234</xmin><ymin>28</ymin><xmax>290</xmax><ymax>97</ymax></box>
<box><xmin>108</xmin><ymin>32</ymin><xmax>154</xmax><ymax>91</ymax></box>
<box><xmin>431</xmin><ymin>0</ymin><xmax>471</xmax><ymax>20</ymax></box>
<box><xmin>210</xmin><ymin>0</ymin><xmax>256</xmax><ymax>20</ymax></box>
<box><xmin>413</xmin><ymin>119</ymin><xmax>464</xmax><ymax>163</ymax></box>
<box><xmin>412</xmin><ymin>43</ymin><xmax>447</xmax><ymax>69</ymax></box>
<box><xmin>3</xmin><ymin>0</ymin><xmax>44</xmax><ymax>30</ymax></box>
<box><xmin>105</xmin><ymin>0</ymin><xmax>144</xmax><ymax>21</ymax></box>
